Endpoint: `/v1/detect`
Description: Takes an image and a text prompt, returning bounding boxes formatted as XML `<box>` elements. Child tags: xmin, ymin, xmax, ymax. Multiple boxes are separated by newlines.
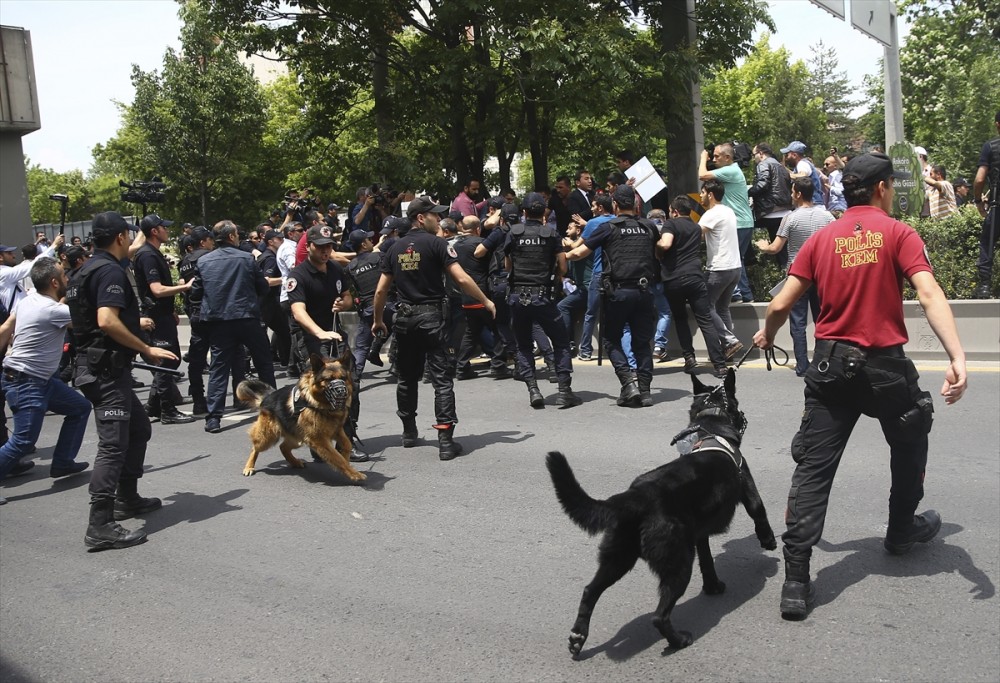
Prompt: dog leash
<box><xmin>733</xmin><ymin>343</ymin><xmax>789</xmax><ymax>372</ymax></box>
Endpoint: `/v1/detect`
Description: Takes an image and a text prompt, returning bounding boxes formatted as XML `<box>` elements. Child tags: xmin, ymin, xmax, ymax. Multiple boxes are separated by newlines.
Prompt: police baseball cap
<box><xmin>381</xmin><ymin>216</ymin><xmax>409</xmax><ymax>235</ymax></box>
<box><xmin>487</xmin><ymin>195</ymin><xmax>505</xmax><ymax>210</ymax></box>
<box><xmin>843</xmin><ymin>152</ymin><xmax>912</xmax><ymax>187</ymax></box>
<box><xmin>406</xmin><ymin>196</ymin><xmax>449</xmax><ymax>220</ymax></box>
<box><xmin>306</xmin><ymin>224</ymin><xmax>336</xmax><ymax>246</ymax></box>
<box><xmin>191</xmin><ymin>226</ymin><xmax>213</xmax><ymax>242</ymax></box>
<box><xmin>327</xmin><ymin>202</ymin><xmax>340</xmax><ymax>211</ymax></box>
<box><xmin>953</xmin><ymin>177</ymin><xmax>970</xmax><ymax>188</ymax></box>
<box><xmin>612</xmin><ymin>184</ymin><xmax>637</xmax><ymax>208</ymax></box>
<box><xmin>140</xmin><ymin>213</ymin><xmax>173</xmax><ymax>232</ymax></box>
<box><xmin>92</xmin><ymin>211</ymin><xmax>133</xmax><ymax>239</ymax></box>
<box><xmin>348</xmin><ymin>229</ymin><xmax>374</xmax><ymax>250</ymax></box>
<box><xmin>0</xmin><ymin>244</ymin><xmax>18</xmax><ymax>253</ymax></box>
<box><xmin>780</xmin><ymin>141</ymin><xmax>807</xmax><ymax>155</ymax></box>
<box><xmin>178</xmin><ymin>235</ymin><xmax>194</xmax><ymax>253</ymax></box>
<box><xmin>262</xmin><ymin>229</ymin><xmax>282</xmax><ymax>242</ymax></box>
<box><xmin>501</xmin><ymin>202</ymin><xmax>520</xmax><ymax>224</ymax></box>
<box><xmin>522</xmin><ymin>192</ymin><xmax>546</xmax><ymax>214</ymax></box>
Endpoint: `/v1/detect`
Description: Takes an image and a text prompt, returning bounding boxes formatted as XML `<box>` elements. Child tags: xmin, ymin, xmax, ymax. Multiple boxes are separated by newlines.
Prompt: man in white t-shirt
<box><xmin>0</xmin><ymin>258</ymin><xmax>91</xmax><ymax>500</ymax></box>
<box><xmin>699</xmin><ymin>179</ymin><xmax>744</xmax><ymax>371</ymax></box>
<box><xmin>700</xmin><ymin>143</ymin><xmax>756</xmax><ymax>302</ymax></box>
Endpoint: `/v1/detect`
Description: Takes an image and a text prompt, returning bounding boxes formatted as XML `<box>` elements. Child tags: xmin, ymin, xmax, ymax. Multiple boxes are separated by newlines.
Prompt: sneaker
<box><xmin>884</xmin><ymin>510</ymin><xmax>942</xmax><ymax>555</ymax></box>
<box><xmin>724</xmin><ymin>341</ymin><xmax>744</xmax><ymax>360</ymax></box>
<box><xmin>577</xmin><ymin>353</ymin><xmax>593</xmax><ymax>362</ymax></box>
<box><xmin>742</xmin><ymin>296</ymin><xmax>755</xmax><ymax>303</ymax></box>
<box><xmin>653</xmin><ymin>347</ymin><xmax>670</xmax><ymax>363</ymax></box>
<box><xmin>973</xmin><ymin>284</ymin><xmax>992</xmax><ymax>299</ymax></box>
<box><xmin>731</xmin><ymin>293</ymin><xmax>743</xmax><ymax>303</ymax></box>
<box><xmin>683</xmin><ymin>355</ymin><xmax>698</xmax><ymax>373</ymax></box>
<box><xmin>205</xmin><ymin>417</ymin><xmax>222</xmax><ymax>434</ymax></box>
<box><xmin>50</xmin><ymin>461</ymin><xmax>90</xmax><ymax>478</ymax></box>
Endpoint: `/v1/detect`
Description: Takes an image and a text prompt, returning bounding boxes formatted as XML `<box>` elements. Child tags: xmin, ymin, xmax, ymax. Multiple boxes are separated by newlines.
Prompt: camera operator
<box><xmin>352</xmin><ymin>184</ymin><xmax>402</xmax><ymax>232</ymax></box>
<box><xmin>280</xmin><ymin>188</ymin><xmax>308</xmax><ymax>226</ymax></box>
<box><xmin>295</xmin><ymin>209</ymin><xmax>355</xmax><ymax>268</ymax></box>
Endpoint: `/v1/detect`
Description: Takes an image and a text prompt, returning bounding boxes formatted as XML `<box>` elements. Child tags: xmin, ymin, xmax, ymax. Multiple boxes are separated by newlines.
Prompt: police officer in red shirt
<box><xmin>753</xmin><ymin>152</ymin><xmax>968</xmax><ymax>621</ymax></box>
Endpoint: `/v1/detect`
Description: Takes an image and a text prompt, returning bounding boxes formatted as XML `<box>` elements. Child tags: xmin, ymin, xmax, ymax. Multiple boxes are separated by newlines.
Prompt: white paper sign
<box><xmin>626</xmin><ymin>156</ymin><xmax>667</xmax><ymax>202</ymax></box>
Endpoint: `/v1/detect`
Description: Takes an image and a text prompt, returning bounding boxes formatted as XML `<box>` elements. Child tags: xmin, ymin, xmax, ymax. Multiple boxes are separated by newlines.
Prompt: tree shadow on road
<box><xmin>139</xmin><ymin>488</ymin><xmax>249</xmax><ymax>534</ymax></box>
<box><xmin>575</xmin><ymin>534</ymin><xmax>779</xmax><ymax>661</ymax></box>
<box><xmin>813</xmin><ymin>522</ymin><xmax>995</xmax><ymax>609</ymax></box>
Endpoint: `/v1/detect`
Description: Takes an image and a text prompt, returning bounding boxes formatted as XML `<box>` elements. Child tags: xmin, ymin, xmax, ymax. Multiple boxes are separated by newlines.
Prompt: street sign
<box><xmin>851</xmin><ymin>0</ymin><xmax>895</xmax><ymax>48</ymax></box>
<box><xmin>808</xmin><ymin>0</ymin><xmax>846</xmax><ymax>20</ymax></box>
<box><xmin>888</xmin><ymin>141</ymin><xmax>923</xmax><ymax>217</ymax></box>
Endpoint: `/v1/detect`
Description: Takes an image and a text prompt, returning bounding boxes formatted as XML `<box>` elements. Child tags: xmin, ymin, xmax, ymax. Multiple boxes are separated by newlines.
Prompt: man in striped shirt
<box><xmin>756</xmin><ymin>177</ymin><xmax>834</xmax><ymax>375</ymax></box>
<box><xmin>923</xmin><ymin>165</ymin><xmax>958</xmax><ymax>219</ymax></box>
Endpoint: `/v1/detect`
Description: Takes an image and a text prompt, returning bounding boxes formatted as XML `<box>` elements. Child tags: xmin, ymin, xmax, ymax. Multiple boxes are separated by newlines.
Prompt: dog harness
<box><xmin>290</xmin><ymin>379</ymin><xmax>349</xmax><ymax>416</ymax></box>
<box><xmin>671</xmin><ymin>426</ymin><xmax>743</xmax><ymax>473</ymax></box>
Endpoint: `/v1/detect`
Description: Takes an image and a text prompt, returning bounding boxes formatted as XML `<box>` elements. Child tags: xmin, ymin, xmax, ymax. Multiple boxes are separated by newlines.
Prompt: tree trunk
<box><xmin>660</xmin><ymin>0</ymin><xmax>704</xmax><ymax>198</ymax></box>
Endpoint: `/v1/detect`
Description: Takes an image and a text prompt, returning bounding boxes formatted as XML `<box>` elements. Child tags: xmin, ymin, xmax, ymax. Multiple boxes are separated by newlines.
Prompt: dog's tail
<box><xmin>235</xmin><ymin>379</ymin><xmax>273</xmax><ymax>410</ymax></box>
<box><xmin>546</xmin><ymin>451</ymin><xmax>616</xmax><ymax>536</ymax></box>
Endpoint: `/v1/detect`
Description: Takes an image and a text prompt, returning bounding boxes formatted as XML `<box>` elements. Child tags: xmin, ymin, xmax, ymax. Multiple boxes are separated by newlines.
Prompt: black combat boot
<box><xmin>438</xmin><ymin>425</ymin><xmax>463</xmax><ymax>461</ymax></box>
<box><xmin>525</xmin><ymin>379</ymin><xmax>545</xmax><ymax>409</ymax></box>
<box><xmin>367</xmin><ymin>333</ymin><xmax>387</xmax><ymax>367</ymax></box>
<box><xmin>192</xmin><ymin>394</ymin><xmax>208</xmax><ymax>416</ymax></box>
<box><xmin>637</xmin><ymin>377</ymin><xmax>653</xmax><ymax>407</ymax></box>
<box><xmin>616</xmin><ymin>372</ymin><xmax>641</xmax><ymax>407</ymax></box>
<box><xmin>401</xmin><ymin>415</ymin><xmax>419</xmax><ymax>448</ymax></box>
<box><xmin>143</xmin><ymin>395</ymin><xmax>161</xmax><ymax>420</ymax></box>
<box><xmin>545</xmin><ymin>359</ymin><xmax>559</xmax><ymax>383</ymax></box>
<box><xmin>779</xmin><ymin>560</ymin><xmax>815</xmax><ymax>621</ymax></box>
<box><xmin>85</xmin><ymin>498</ymin><xmax>147</xmax><ymax>551</ymax></box>
<box><xmin>160</xmin><ymin>405</ymin><xmax>196</xmax><ymax>425</ymax></box>
<box><xmin>556</xmin><ymin>378</ymin><xmax>582</xmax><ymax>409</ymax></box>
<box><xmin>884</xmin><ymin>510</ymin><xmax>942</xmax><ymax>555</ymax></box>
<box><xmin>113</xmin><ymin>479</ymin><xmax>162</xmax><ymax>521</ymax></box>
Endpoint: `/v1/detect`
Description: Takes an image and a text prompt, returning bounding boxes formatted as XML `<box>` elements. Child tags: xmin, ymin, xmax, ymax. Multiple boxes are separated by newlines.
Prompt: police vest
<box><xmin>347</xmin><ymin>251</ymin><xmax>382</xmax><ymax>306</ymax></box>
<box><xmin>508</xmin><ymin>220</ymin><xmax>558</xmax><ymax>288</ymax></box>
<box><xmin>603</xmin><ymin>216</ymin><xmax>659</xmax><ymax>285</ymax></box>
<box><xmin>66</xmin><ymin>254</ymin><xmax>131</xmax><ymax>353</ymax></box>
<box><xmin>989</xmin><ymin>138</ymin><xmax>1000</xmax><ymax>208</ymax></box>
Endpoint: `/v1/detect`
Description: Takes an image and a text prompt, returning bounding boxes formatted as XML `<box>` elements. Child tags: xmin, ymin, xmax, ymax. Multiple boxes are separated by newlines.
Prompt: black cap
<box><xmin>140</xmin><ymin>213</ymin><xmax>173</xmax><ymax>232</ymax></box>
<box><xmin>381</xmin><ymin>216</ymin><xmax>409</xmax><ymax>235</ymax></box>
<box><xmin>191</xmin><ymin>226</ymin><xmax>213</xmax><ymax>242</ymax></box>
<box><xmin>327</xmin><ymin>202</ymin><xmax>340</xmax><ymax>211</ymax></box>
<box><xmin>487</xmin><ymin>196</ymin><xmax>505</xmax><ymax>210</ymax></box>
<box><xmin>953</xmin><ymin>177</ymin><xmax>970</xmax><ymax>188</ymax></box>
<box><xmin>843</xmin><ymin>152</ymin><xmax>912</xmax><ymax>187</ymax></box>
<box><xmin>92</xmin><ymin>211</ymin><xmax>132</xmax><ymax>239</ymax></box>
<box><xmin>613</xmin><ymin>184</ymin><xmax>636</xmax><ymax>208</ymax></box>
<box><xmin>448</xmin><ymin>209</ymin><xmax>464</xmax><ymax>224</ymax></box>
<box><xmin>523</xmin><ymin>192</ymin><xmax>546</xmax><ymax>214</ymax></box>
<box><xmin>178</xmin><ymin>235</ymin><xmax>195</xmax><ymax>253</ymax></box>
<box><xmin>348</xmin><ymin>229</ymin><xmax>374</xmax><ymax>250</ymax></box>
<box><xmin>406</xmin><ymin>196</ymin><xmax>449</xmax><ymax>219</ymax></box>
<box><xmin>306</xmin><ymin>225</ymin><xmax>336</xmax><ymax>246</ymax></box>
<box><xmin>181</xmin><ymin>222</ymin><xmax>194</xmax><ymax>230</ymax></box>
<box><xmin>501</xmin><ymin>202</ymin><xmax>520</xmax><ymax>224</ymax></box>
<box><xmin>262</xmin><ymin>229</ymin><xmax>282</xmax><ymax>242</ymax></box>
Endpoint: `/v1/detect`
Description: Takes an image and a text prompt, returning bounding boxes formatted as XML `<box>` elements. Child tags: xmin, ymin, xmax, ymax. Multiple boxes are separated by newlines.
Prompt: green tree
<box><xmin>806</xmin><ymin>40</ymin><xmax>857</xmax><ymax>151</ymax></box>
<box><xmin>701</xmin><ymin>35</ymin><xmax>827</xmax><ymax>158</ymax></box>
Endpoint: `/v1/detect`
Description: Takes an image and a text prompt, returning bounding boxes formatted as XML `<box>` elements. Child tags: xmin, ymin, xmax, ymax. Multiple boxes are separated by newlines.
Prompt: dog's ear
<box><xmin>691</xmin><ymin>373</ymin><xmax>709</xmax><ymax>395</ymax></box>
<box><xmin>339</xmin><ymin>344</ymin><xmax>355</xmax><ymax>373</ymax></box>
<box><xmin>724</xmin><ymin>367</ymin><xmax>735</xmax><ymax>394</ymax></box>
<box><xmin>309</xmin><ymin>353</ymin><xmax>325</xmax><ymax>377</ymax></box>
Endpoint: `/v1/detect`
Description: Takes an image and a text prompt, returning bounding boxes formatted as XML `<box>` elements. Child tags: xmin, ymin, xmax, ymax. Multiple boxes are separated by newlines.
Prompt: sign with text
<box><xmin>851</xmin><ymin>0</ymin><xmax>895</xmax><ymax>48</ymax></box>
<box><xmin>888</xmin><ymin>141</ymin><xmax>923</xmax><ymax>217</ymax></box>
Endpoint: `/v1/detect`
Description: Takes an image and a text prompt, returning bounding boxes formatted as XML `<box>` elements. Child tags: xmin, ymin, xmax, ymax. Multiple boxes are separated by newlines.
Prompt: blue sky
<box><xmin>4</xmin><ymin>0</ymin><xmax>907</xmax><ymax>174</ymax></box>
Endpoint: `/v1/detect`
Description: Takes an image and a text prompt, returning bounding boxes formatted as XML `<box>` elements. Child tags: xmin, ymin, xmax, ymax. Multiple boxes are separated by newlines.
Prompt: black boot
<box><xmin>616</xmin><ymin>373</ymin><xmax>641</xmax><ymax>407</ymax></box>
<box><xmin>367</xmin><ymin>334</ymin><xmax>387</xmax><ymax>367</ymax></box>
<box><xmin>144</xmin><ymin>395</ymin><xmax>161</xmax><ymax>420</ymax></box>
<box><xmin>192</xmin><ymin>395</ymin><xmax>208</xmax><ymax>416</ymax></box>
<box><xmin>526</xmin><ymin>379</ymin><xmax>545</xmax><ymax>409</ymax></box>
<box><xmin>545</xmin><ymin>359</ymin><xmax>559</xmax><ymax>383</ymax></box>
<box><xmin>437</xmin><ymin>425</ymin><xmax>463</xmax><ymax>461</ymax></box>
<box><xmin>556</xmin><ymin>378</ymin><xmax>582</xmax><ymax>409</ymax></box>
<box><xmin>637</xmin><ymin>378</ymin><xmax>653</xmax><ymax>408</ymax></box>
<box><xmin>401</xmin><ymin>415</ymin><xmax>419</xmax><ymax>448</ymax></box>
<box><xmin>160</xmin><ymin>405</ymin><xmax>196</xmax><ymax>425</ymax></box>
<box><xmin>779</xmin><ymin>560</ymin><xmax>814</xmax><ymax>621</ymax></box>
<box><xmin>114</xmin><ymin>479</ymin><xmax>162</xmax><ymax>521</ymax></box>
<box><xmin>85</xmin><ymin>498</ymin><xmax>147</xmax><ymax>551</ymax></box>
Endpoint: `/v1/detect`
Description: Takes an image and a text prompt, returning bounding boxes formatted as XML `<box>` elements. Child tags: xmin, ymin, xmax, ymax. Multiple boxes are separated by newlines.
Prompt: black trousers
<box><xmin>664</xmin><ymin>274</ymin><xmax>727</xmax><ymax>367</ymax></box>
<box><xmin>394</xmin><ymin>309</ymin><xmax>456</xmax><ymax>427</ymax></box>
<box><xmin>602</xmin><ymin>287</ymin><xmax>655</xmax><ymax>384</ymax></box>
<box><xmin>79</xmin><ymin>369</ymin><xmax>152</xmax><ymax>503</ymax></box>
<box><xmin>756</xmin><ymin>215</ymin><xmax>788</xmax><ymax>271</ymax></box>
<box><xmin>261</xmin><ymin>297</ymin><xmax>291</xmax><ymax>367</ymax></box>
<box><xmin>456</xmin><ymin>306</ymin><xmax>504</xmax><ymax>372</ymax></box>
<box><xmin>976</xmin><ymin>205</ymin><xmax>998</xmax><ymax>284</ymax></box>
<box><xmin>148</xmin><ymin>315</ymin><xmax>181</xmax><ymax>408</ymax></box>
<box><xmin>783</xmin><ymin>342</ymin><xmax>932</xmax><ymax>563</ymax></box>
<box><xmin>204</xmin><ymin>319</ymin><xmax>276</xmax><ymax>419</ymax></box>
<box><xmin>508</xmin><ymin>294</ymin><xmax>571</xmax><ymax>382</ymax></box>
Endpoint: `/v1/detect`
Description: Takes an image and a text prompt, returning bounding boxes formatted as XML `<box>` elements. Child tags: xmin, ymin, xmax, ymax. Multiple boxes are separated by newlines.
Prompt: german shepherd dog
<box><xmin>236</xmin><ymin>349</ymin><xmax>365</xmax><ymax>485</ymax></box>
<box><xmin>546</xmin><ymin>369</ymin><xmax>776</xmax><ymax>655</ymax></box>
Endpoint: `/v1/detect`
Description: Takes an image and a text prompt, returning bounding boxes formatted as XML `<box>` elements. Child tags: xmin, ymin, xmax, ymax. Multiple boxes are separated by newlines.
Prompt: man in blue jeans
<box><xmin>571</xmin><ymin>194</ymin><xmax>614</xmax><ymax>360</ymax></box>
<box><xmin>0</xmin><ymin>258</ymin><xmax>91</xmax><ymax>503</ymax></box>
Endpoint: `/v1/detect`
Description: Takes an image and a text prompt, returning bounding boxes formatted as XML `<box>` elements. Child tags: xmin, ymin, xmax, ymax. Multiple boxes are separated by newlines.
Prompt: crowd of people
<box><xmin>0</xmin><ymin>127</ymin><xmax>990</xmax><ymax>604</ymax></box>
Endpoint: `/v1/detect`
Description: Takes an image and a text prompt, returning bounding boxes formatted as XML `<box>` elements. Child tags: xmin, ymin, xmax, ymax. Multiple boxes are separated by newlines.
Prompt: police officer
<box><xmin>132</xmin><ymin>213</ymin><xmax>195</xmax><ymax>424</ymax></box>
<box><xmin>365</xmin><ymin>216</ymin><xmax>407</xmax><ymax>369</ymax></box>
<box><xmin>501</xmin><ymin>192</ymin><xmax>581</xmax><ymax>409</ymax></box>
<box><xmin>67</xmin><ymin>211</ymin><xmax>177</xmax><ymax>551</ymax></box>
<box><xmin>256</xmin><ymin>229</ymin><xmax>288</xmax><ymax>369</ymax></box>
<box><xmin>372</xmin><ymin>196</ymin><xmax>496</xmax><ymax>460</ymax></box>
<box><xmin>453</xmin><ymin>216</ymin><xmax>505</xmax><ymax>379</ymax></box>
<box><xmin>972</xmin><ymin>110</ymin><xmax>1000</xmax><ymax>298</ymax></box>
<box><xmin>753</xmin><ymin>152</ymin><xmax>968</xmax><ymax>621</ymax></box>
<box><xmin>177</xmin><ymin>227</ymin><xmax>215</xmax><ymax>416</ymax></box>
<box><xmin>345</xmin><ymin>228</ymin><xmax>384</xmax><ymax>376</ymax></box>
<box><xmin>567</xmin><ymin>184</ymin><xmax>659</xmax><ymax>407</ymax></box>
<box><xmin>473</xmin><ymin>203</ymin><xmax>520</xmax><ymax>379</ymax></box>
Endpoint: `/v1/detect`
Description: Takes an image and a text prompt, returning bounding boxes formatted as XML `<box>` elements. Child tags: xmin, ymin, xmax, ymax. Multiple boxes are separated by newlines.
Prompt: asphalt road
<box><xmin>1</xmin><ymin>357</ymin><xmax>998</xmax><ymax>682</ymax></box>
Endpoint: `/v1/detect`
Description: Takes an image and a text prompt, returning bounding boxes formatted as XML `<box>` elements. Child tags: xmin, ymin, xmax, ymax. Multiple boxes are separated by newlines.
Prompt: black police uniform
<box><xmin>379</xmin><ymin>229</ymin><xmax>458</xmax><ymax>430</ymax></box>
<box><xmin>452</xmin><ymin>233</ymin><xmax>504</xmax><ymax>376</ymax></box>
<box><xmin>257</xmin><ymin>247</ymin><xmax>290</xmax><ymax>367</ymax></box>
<box><xmin>975</xmin><ymin>136</ymin><xmax>1000</xmax><ymax>293</ymax></box>
<box><xmin>346</xmin><ymin>249</ymin><xmax>388</xmax><ymax>377</ymax></box>
<box><xmin>67</xmin><ymin>249</ymin><xmax>154</xmax><ymax>535</ymax></box>
<box><xmin>286</xmin><ymin>258</ymin><xmax>350</xmax><ymax>362</ymax></box>
<box><xmin>502</xmin><ymin>218</ymin><xmax>575</xmax><ymax>404</ymax></box>
<box><xmin>477</xmin><ymin>224</ymin><xmax>519</xmax><ymax>377</ymax></box>
<box><xmin>584</xmin><ymin>214</ymin><xmax>660</xmax><ymax>406</ymax></box>
<box><xmin>178</xmin><ymin>246</ymin><xmax>211</xmax><ymax>409</ymax></box>
<box><xmin>132</xmin><ymin>242</ymin><xmax>184</xmax><ymax>416</ymax></box>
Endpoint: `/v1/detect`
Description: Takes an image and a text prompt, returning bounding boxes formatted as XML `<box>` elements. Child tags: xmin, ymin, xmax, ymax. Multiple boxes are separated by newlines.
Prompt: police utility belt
<box><xmin>512</xmin><ymin>285</ymin><xmax>551</xmax><ymax>304</ymax></box>
<box><xmin>812</xmin><ymin>339</ymin><xmax>904</xmax><ymax>377</ymax></box>
<box><xmin>77</xmin><ymin>347</ymin><xmax>135</xmax><ymax>379</ymax></box>
<box><xmin>396</xmin><ymin>301</ymin><xmax>444</xmax><ymax>316</ymax></box>
<box><xmin>602</xmin><ymin>275</ymin><xmax>651</xmax><ymax>293</ymax></box>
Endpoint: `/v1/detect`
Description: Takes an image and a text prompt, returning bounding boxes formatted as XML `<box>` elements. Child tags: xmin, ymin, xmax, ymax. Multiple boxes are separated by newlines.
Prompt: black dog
<box><xmin>546</xmin><ymin>369</ymin><xmax>777</xmax><ymax>655</ymax></box>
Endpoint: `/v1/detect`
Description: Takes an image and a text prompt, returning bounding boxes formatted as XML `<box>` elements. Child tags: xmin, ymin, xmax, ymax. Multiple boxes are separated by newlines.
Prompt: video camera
<box><xmin>704</xmin><ymin>141</ymin><xmax>753</xmax><ymax>170</ymax></box>
<box><xmin>120</xmin><ymin>178</ymin><xmax>168</xmax><ymax>204</ymax></box>
<box><xmin>367</xmin><ymin>183</ymin><xmax>399</xmax><ymax>208</ymax></box>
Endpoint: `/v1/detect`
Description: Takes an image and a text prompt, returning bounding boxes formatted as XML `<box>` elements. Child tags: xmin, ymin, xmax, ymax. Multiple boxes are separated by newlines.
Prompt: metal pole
<box><xmin>883</xmin><ymin>4</ymin><xmax>905</xmax><ymax>147</ymax></box>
